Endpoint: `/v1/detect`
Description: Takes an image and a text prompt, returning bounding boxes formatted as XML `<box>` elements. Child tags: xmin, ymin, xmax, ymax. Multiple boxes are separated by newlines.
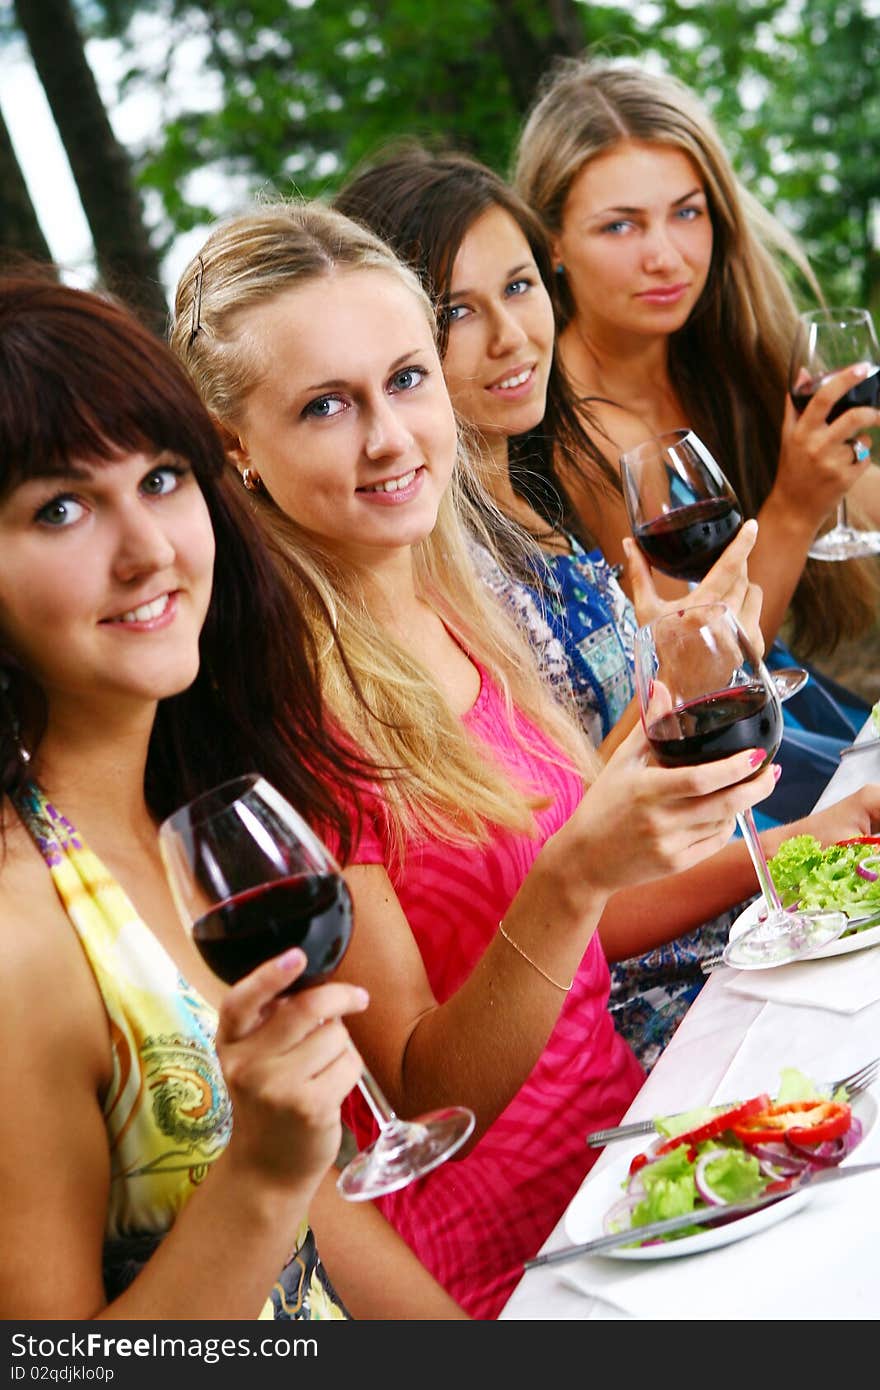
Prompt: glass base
<box><xmin>336</xmin><ymin>1106</ymin><xmax>475</xmax><ymax>1201</ymax></box>
<box><xmin>722</xmin><ymin>909</ymin><xmax>848</xmax><ymax>970</ymax></box>
<box><xmin>808</xmin><ymin>526</ymin><xmax>880</xmax><ymax>561</ymax></box>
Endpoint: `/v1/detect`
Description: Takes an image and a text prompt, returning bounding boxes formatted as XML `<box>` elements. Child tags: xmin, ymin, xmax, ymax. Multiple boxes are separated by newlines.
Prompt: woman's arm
<box><xmin>598</xmin><ymin>782</ymin><xmax>880</xmax><ymax>961</ymax></box>
<box><xmin>0</xmin><ymin>914</ymin><xmax>366</xmax><ymax>1320</ymax></box>
<box><xmin>337</xmin><ymin>729</ymin><xmax>777</xmax><ymax>1135</ymax></box>
<box><xmin>308</xmin><ymin>1171</ymin><xmax>468</xmax><ymax>1318</ymax></box>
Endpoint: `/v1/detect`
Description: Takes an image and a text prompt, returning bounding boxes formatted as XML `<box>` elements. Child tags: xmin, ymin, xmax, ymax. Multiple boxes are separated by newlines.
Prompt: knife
<box><xmin>523</xmin><ymin>1161</ymin><xmax>880</xmax><ymax>1270</ymax></box>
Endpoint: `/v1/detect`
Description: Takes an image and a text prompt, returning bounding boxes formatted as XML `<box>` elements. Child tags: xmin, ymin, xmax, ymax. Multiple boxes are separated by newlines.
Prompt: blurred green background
<box><xmin>2</xmin><ymin>0</ymin><xmax>879</xmax><ymax>332</ymax></box>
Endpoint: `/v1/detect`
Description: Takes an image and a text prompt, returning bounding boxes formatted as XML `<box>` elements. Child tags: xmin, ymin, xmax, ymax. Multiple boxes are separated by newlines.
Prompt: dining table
<box><xmin>500</xmin><ymin>715</ymin><xmax>880</xmax><ymax>1320</ymax></box>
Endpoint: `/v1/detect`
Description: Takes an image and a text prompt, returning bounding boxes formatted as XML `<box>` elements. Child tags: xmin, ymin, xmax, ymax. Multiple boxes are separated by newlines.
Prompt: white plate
<box><xmin>564</xmin><ymin>1091</ymin><xmax>876</xmax><ymax>1261</ymax></box>
<box><xmin>728</xmin><ymin>899</ymin><xmax>880</xmax><ymax>961</ymax></box>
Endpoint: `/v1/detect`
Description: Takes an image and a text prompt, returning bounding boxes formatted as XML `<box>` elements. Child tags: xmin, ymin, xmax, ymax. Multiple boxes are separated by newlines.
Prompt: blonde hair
<box><xmin>514</xmin><ymin>58</ymin><xmax>878</xmax><ymax>655</ymax></box>
<box><xmin>170</xmin><ymin>200</ymin><xmax>597</xmax><ymax>855</ymax></box>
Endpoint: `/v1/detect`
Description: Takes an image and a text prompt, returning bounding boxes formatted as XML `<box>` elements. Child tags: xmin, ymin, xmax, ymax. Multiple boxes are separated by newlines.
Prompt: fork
<box><xmin>585</xmin><ymin>1056</ymin><xmax>880</xmax><ymax>1147</ymax></box>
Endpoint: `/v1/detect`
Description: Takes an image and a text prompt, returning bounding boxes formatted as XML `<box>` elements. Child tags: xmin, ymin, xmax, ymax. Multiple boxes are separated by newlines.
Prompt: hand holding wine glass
<box><xmin>159</xmin><ymin>774</ymin><xmax>475</xmax><ymax>1200</ymax></box>
<box><xmin>634</xmin><ymin>603</ymin><xmax>847</xmax><ymax>969</ymax></box>
<box><xmin>621</xmin><ymin>429</ymin><xmax>807</xmax><ymax>703</ymax></box>
<box><xmin>789</xmin><ymin>307</ymin><xmax>880</xmax><ymax>561</ymax></box>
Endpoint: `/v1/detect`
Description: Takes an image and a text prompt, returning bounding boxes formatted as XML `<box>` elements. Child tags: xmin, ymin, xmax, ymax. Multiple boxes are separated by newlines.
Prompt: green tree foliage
<box><xmin>8</xmin><ymin>0</ymin><xmax>878</xmax><ymax>306</ymax></box>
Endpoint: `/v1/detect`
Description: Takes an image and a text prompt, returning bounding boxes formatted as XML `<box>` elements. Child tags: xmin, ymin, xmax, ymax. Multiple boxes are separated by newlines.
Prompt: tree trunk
<box><xmin>12</xmin><ymin>0</ymin><xmax>169</xmax><ymax>332</ymax></box>
<box><xmin>489</xmin><ymin>0</ymin><xmax>586</xmax><ymax>112</ymax></box>
<box><xmin>0</xmin><ymin>103</ymin><xmax>54</xmax><ymax>269</ymax></box>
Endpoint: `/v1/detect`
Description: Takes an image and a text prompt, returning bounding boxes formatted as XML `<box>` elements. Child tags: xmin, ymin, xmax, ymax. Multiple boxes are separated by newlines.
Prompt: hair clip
<box><xmin>188</xmin><ymin>256</ymin><xmax>205</xmax><ymax>348</ymax></box>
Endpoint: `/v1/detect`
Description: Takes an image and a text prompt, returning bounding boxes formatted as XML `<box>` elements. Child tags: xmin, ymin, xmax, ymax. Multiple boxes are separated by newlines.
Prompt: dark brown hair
<box><xmin>335</xmin><ymin>144</ymin><xmax>619</xmax><ymax>555</ymax></box>
<box><xmin>0</xmin><ymin>271</ymin><xmax>369</xmax><ymax>853</ymax></box>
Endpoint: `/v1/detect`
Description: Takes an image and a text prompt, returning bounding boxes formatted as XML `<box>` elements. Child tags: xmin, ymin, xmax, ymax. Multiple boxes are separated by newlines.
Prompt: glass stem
<box><xmin>837</xmin><ymin>497</ymin><xmax>848</xmax><ymax>531</ymax></box>
<box><xmin>356</xmin><ymin>1067</ymin><xmax>398</xmax><ymax>1130</ymax></box>
<box><xmin>736</xmin><ymin>807</ymin><xmax>785</xmax><ymax>913</ymax></box>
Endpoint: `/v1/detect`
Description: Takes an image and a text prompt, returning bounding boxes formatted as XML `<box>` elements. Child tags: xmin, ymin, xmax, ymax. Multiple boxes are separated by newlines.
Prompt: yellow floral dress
<box><xmin>14</xmin><ymin>784</ymin><xmax>346</xmax><ymax>1319</ymax></box>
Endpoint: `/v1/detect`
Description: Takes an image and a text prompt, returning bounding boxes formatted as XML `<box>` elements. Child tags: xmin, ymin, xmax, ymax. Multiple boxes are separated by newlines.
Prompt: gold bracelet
<box><xmin>497</xmin><ymin>921</ymin><xmax>573</xmax><ymax>993</ymax></box>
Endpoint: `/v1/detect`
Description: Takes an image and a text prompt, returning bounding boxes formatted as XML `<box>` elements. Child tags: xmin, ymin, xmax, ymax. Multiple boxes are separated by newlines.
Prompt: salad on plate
<box><xmin>766</xmin><ymin>834</ymin><xmax>880</xmax><ymax>929</ymax></box>
<box><xmin>603</xmin><ymin>1067</ymin><xmax>863</xmax><ymax>1247</ymax></box>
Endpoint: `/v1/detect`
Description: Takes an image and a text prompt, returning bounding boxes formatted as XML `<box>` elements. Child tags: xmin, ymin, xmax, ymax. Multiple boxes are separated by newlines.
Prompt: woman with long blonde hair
<box><xmin>169</xmin><ymin>200</ymin><xmax>880</xmax><ymax>1316</ymax></box>
<box><xmin>513</xmin><ymin>57</ymin><xmax>880</xmax><ymax>662</ymax></box>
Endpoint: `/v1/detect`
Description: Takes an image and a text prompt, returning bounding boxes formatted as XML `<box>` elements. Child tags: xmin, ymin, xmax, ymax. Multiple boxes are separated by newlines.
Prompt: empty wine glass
<box><xmin>159</xmin><ymin>773</ymin><xmax>475</xmax><ymax>1199</ymax></box>
<box><xmin>634</xmin><ymin>603</ymin><xmax>847</xmax><ymax>969</ymax></box>
<box><xmin>790</xmin><ymin>307</ymin><xmax>880</xmax><ymax>561</ymax></box>
<box><xmin>621</xmin><ymin>428</ymin><xmax>807</xmax><ymax>707</ymax></box>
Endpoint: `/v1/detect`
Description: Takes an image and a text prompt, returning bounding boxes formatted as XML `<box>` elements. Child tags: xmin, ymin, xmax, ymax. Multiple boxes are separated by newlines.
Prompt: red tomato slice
<box><xmin>732</xmin><ymin>1099</ymin><xmax>851</xmax><ymax>1146</ymax></box>
<box><xmin>835</xmin><ymin>837</ymin><xmax>880</xmax><ymax>847</ymax></box>
<box><xmin>653</xmin><ymin>1092</ymin><xmax>772</xmax><ymax>1157</ymax></box>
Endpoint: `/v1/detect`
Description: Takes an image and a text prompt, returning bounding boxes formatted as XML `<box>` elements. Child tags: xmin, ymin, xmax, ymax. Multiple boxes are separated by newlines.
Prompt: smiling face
<box><xmin>442</xmin><ymin>205</ymin><xmax>555</xmax><ymax>443</ymax></box>
<box><xmin>554</xmin><ymin>139</ymin><xmax>714</xmax><ymax>342</ymax></box>
<box><xmin>0</xmin><ymin>451</ymin><xmax>215</xmax><ymax>716</ymax></box>
<box><xmin>233</xmin><ymin>269</ymin><xmax>458</xmax><ymax>565</ymax></box>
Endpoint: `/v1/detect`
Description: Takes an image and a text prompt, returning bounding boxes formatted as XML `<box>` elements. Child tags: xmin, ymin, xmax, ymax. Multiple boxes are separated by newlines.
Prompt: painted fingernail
<box><xmin>356</xmin><ymin>987</ymin><xmax>370</xmax><ymax>1006</ymax></box>
<box><xmin>772</xmin><ymin>764</ymin><xmax>782</xmax><ymax>783</ymax></box>
<box><xmin>855</xmin><ymin>362</ymin><xmax>871</xmax><ymax>378</ymax></box>
<box><xmin>748</xmin><ymin>749</ymin><xmax>766</xmax><ymax>769</ymax></box>
<box><xmin>278</xmin><ymin>947</ymin><xmax>305</xmax><ymax>970</ymax></box>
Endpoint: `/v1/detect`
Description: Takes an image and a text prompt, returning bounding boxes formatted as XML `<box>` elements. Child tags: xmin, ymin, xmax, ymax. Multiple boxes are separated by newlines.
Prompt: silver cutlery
<box><xmin>839</xmin><ymin>736</ymin><xmax>880</xmax><ymax>759</ymax></box>
<box><xmin>585</xmin><ymin>1055</ymin><xmax>880</xmax><ymax>1147</ymax></box>
<box><xmin>524</xmin><ymin>1160</ymin><xmax>880</xmax><ymax>1269</ymax></box>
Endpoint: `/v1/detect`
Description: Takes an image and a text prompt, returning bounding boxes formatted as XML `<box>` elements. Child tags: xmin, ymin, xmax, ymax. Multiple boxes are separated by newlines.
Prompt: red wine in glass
<box><xmin>646</xmin><ymin>683</ymin><xmax>782</xmax><ymax>769</ymax></box>
<box><xmin>620</xmin><ymin>429</ymin><xmax>744</xmax><ymax>583</ymax></box>
<box><xmin>634</xmin><ymin>496</ymin><xmax>744</xmax><ymax>583</ymax></box>
<box><xmin>634</xmin><ymin>604</ymin><xmax>846</xmax><ymax>968</ymax></box>
<box><xmin>192</xmin><ymin>872</ymin><xmax>352</xmax><ymax>989</ymax></box>
<box><xmin>791</xmin><ymin>366</ymin><xmax>880</xmax><ymax>422</ymax></box>
<box><xmin>789</xmin><ymin>307</ymin><xmax>880</xmax><ymax>561</ymax></box>
<box><xmin>159</xmin><ymin>773</ymin><xmax>474</xmax><ymax>1199</ymax></box>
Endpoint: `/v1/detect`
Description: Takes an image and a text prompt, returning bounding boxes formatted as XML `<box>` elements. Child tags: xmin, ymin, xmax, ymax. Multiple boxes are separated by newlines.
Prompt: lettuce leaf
<box><xmin>767</xmin><ymin>836</ymin><xmax>880</xmax><ymax>919</ymax></box>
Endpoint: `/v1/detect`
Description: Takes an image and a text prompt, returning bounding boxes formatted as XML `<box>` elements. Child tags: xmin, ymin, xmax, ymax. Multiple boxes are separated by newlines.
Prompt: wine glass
<box><xmin>790</xmin><ymin>307</ymin><xmax>880</xmax><ymax>561</ymax></box>
<box><xmin>620</xmin><ymin>428</ymin><xmax>807</xmax><ymax>705</ymax></box>
<box><xmin>633</xmin><ymin>603</ymin><xmax>847</xmax><ymax>969</ymax></box>
<box><xmin>159</xmin><ymin>773</ymin><xmax>475</xmax><ymax>1200</ymax></box>
<box><xmin>620</xmin><ymin>429</ymin><xmax>744</xmax><ymax>583</ymax></box>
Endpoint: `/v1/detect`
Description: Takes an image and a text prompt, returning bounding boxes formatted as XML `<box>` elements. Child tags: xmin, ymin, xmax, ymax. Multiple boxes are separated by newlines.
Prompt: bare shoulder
<box><xmin>577</xmin><ymin>397</ymin><xmax>654</xmax><ymax>463</ymax></box>
<box><xmin>0</xmin><ymin>827</ymin><xmax>115</xmax><ymax>1316</ymax></box>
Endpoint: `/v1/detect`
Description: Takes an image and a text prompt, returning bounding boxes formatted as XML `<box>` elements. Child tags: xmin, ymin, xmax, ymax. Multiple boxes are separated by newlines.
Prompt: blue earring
<box><xmin>555</xmin><ymin>262</ymin><xmax>564</xmax><ymax>275</ymax></box>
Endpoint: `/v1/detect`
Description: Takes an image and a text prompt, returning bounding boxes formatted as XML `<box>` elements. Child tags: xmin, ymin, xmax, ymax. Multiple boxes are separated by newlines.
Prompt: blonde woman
<box><xmin>513</xmin><ymin>57</ymin><xmax>880</xmax><ymax>662</ymax></box>
<box><xmin>168</xmin><ymin>201</ymin><xmax>880</xmax><ymax>1317</ymax></box>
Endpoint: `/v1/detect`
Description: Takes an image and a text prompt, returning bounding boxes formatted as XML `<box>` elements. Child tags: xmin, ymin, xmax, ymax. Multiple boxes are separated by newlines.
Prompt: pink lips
<box><xmin>101</xmin><ymin>592</ymin><xmax>178</xmax><ymax>632</ymax></box>
<box><xmin>636</xmin><ymin>283</ymin><xmax>689</xmax><ymax>306</ymax></box>
<box><xmin>486</xmin><ymin>365</ymin><xmax>537</xmax><ymax>399</ymax></box>
<box><xmin>356</xmin><ymin>465</ymin><xmax>426</xmax><ymax>505</ymax></box>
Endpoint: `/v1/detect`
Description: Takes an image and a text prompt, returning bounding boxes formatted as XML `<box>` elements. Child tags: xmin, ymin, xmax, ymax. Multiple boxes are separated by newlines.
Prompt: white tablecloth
<box><xmin>501</xmin><ymin>721</ymin><xmax>880</xmax><ymax>1320</ymax></box>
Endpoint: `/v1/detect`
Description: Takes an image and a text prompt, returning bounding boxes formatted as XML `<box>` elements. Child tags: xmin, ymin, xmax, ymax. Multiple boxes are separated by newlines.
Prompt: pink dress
<box><xmin>343</xmin><ymin>664</ymin><xmax>644</xmax><ymax>1318</ymax></box>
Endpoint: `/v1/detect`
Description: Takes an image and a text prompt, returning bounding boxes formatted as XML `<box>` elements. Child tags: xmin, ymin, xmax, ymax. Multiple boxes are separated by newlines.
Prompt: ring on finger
<box><xmin>851</xmin><ymin>439</ymin><xmax>872</xmax><ymax>464</ymax></box>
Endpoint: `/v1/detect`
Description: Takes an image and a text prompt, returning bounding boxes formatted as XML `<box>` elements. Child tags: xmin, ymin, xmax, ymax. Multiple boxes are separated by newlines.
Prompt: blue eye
<box><xmin>389</xmin><ymin>367</ymin><xmax>426</xmax><ymax>392</ymax></box>
<box><xmin>35</xmin><ymin>495</ymin><xmax>85</xmax><ymax>528</ymax></box>
<box><xmin>505</xmin><ymin>278</ymin><xmax>531</xmax><ymax>297</ymax></box>
<box><xmin>675</xmin><ymin>205</ymin><xmax>702</xmax><ymax>222</ymax></box>
<box><xmin>304</xmin><ymin>396</ymin><xmax>346</xmax><ymax>419</ymax></box>
<box><xmin>445</xmin><ymin>304</ymin><xmax>470</xmax><ymax>323</ymax></box>
<box><xmin>602</xmin><ymin>219</ymin><xmax>634</xmax><ymax>235</ymax></box>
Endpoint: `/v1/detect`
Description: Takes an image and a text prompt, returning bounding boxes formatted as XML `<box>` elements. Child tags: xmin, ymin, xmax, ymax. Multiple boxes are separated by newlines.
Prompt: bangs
<box><xmin>0</xmin><ymin>277</ymin><xmax>226</xmax><ymax>500</ymax></box>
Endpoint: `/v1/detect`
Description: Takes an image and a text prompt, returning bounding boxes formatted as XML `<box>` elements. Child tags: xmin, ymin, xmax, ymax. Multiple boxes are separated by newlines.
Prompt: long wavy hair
<box><xmin>335</xmin><ymin>142</ymin><xmax>620</xmax><ymax>559</ymax></box>
<box><xmin>513</xmin><ymin>57</ymin><xmax>878</xmax><ymax>655</ymax></box>
<box><xmin>169</xmin><ymin>201</ymin><xmax>596</xmax><ymax>855</ymax></box>
<box><xmin>0</xmin><ymin>271</ymin><xmax>373</xmax><ymax>857</ymax></box>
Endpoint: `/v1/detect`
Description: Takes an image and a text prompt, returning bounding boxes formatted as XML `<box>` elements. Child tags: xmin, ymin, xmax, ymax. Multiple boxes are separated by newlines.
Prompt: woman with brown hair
<box><xmin>0</xmin><ymin>271</ymin><xmax>468</xmax><ymax>1320</ymax></box>
<box><xmin>513</xmin><ymin>57</ymin><xmax>880</xmax><ymax>662</ymax></box>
